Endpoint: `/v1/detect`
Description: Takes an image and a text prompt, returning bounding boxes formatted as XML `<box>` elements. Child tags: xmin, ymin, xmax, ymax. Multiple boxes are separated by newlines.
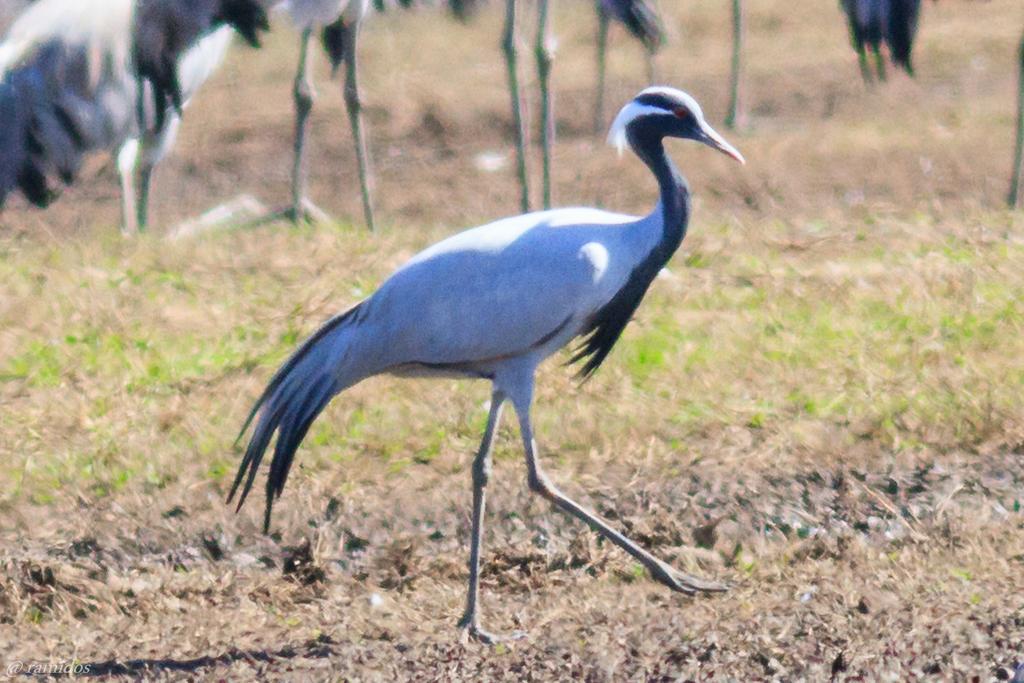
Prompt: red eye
<box><xmin>673</xmin><ymin>107</ymin><xmax>692</xmax><ymax>120</ymax></box>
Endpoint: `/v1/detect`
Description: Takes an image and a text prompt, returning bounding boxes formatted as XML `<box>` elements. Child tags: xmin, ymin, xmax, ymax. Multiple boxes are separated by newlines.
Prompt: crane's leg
<box><xmin>856</xmin><ymin>45</ymin><xmax>872</xmax><ymax>85</ymax></box>
<box><xmin>291</xmin><ymin>28</ymin><xmax>316</xmax><ymax>223</ymax></box>
<box><xmin>116</xmin><ymin>139</ymin><xmax>140</xmax><ymax>236</ymax></box>
<box><xmin>593</xmin><ymin>5</ymin><xmax>610</xmax><ymax>136</ymax></box>
<box><xmin>535</xmin><ymin>0</ymin><xmax>555</xmax><ymax>209</ymax></box>
<box><xmin>457</xmin><ymin>392</ymin><xmax>508</xmax><ymax>644</ymax></box>
<box><xmin>725</xmin><ymin>0</ymin><xmax>744</xmax><ymax>130</ymax></box>
<box><xmin>645</xmin><ymin>48</ymin><xmax>657</xmax><ymax>85</ymax></box>
<box><xmin>291</xmin><ymin>28</ymin><xmax>316</xmax><ymax>224</ymax></box>
<box><xmin>873</xmin><ymin>44</ymin><xmax>887</xmax><ymax>82</ymax></box>
<box><xmin>1011</xmin><ymin>30</ymin><xmax>1024</xmax><ymax>209</ymax></box>
<box><xmin>509</xmin><ymin>387</ymin><xmax>727</xmax><ymax>596</ymax></box>
<box><xmin>341</xmin><ymin>20</ymin><xmax>376</xmax><ymax>232</ymax></box>
<box><xmin>503</xmin><ymin>0</ymin><xmax>530</xmax><ymax>212</ymax></box>
<box><xmin>135</xmin><ymin>115</ymin><xmax>178</xmax><ymax>233</ymax></box>
<box><xmin>137</xmin><ymin>158</ymin><xmax>153</xmax><ymax>233</ymax></box>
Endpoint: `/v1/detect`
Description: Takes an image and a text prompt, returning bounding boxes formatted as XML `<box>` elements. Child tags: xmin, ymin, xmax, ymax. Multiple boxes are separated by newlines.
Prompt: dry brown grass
<box><xmin>1</xmin><ymin>0</ymin><xmax>1024</xmax><ymax>679</ymax></box>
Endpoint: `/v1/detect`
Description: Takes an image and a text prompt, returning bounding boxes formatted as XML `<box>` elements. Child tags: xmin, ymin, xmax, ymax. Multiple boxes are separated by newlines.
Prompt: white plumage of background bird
<box><xmin>230</xmin><ymin>85</ymin><xmax>745</xmax><ymax>642</ymax></box>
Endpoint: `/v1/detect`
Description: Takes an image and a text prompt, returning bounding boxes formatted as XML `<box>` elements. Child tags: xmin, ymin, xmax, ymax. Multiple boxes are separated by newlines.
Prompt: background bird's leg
<box><xmin>457</xmin><ymin>392</ymin><xmax>506</xmax><ymax>644</ymax></box>
<box><xmin>291</xmin><ymin>28</ymin><xmax>316</xmax><ymax>224</ymax></box>
<box><xmin>137</xmin><ymin>157</ymin><xmax>154</xmax><ymax>233</ymax></box>
<box><xmin>511</xmin><ymin>393</ymin><xmax>727</xmax><ymax>595</ymax></box>
<box><xmin>1009</xmin><ymin>30</ymin><xmax>1024</xmax><ymax>209</ymax></box>
<box><xmin>725</xmin><ymin>0</ymin><xmax>744</xmax><ymax>130</ymax></box>
<box><xmin>535</xmin><ymin>0</ymin><xmax>554</xmax><ymax>209</ymax></box>
<box><xmin>340</xmin><ymin>20</ymin><xmax>376</xmax><ymax>232</ymax></box>
<box><xmin>593</xmin><ymin>4</ymin><xmax>610</xmax><ymax>136</ymax></box>
<box><xmin>873</xmin><ymin>44</ymin><xmax>887</xmax><ymax>82</ymax></box>
<box><xmin>856</xmin><ymin>45</ymin><xmax>872</xmax><ymax>85</ymax></box>
<box><xmin>116</xmin><ymin>140</ymin><xmax>140</xmax><ymax>236</ymax></box>
<box><xmin>645</xmin><ymin>48</ymin><xmax>657</xmax><ymax>86</ymax></box>
<box><xmin>503</xmin><ymin>0</ymin><xmax>530</xmax><ymax>212</ymax></box>
<box><xmin>136</xmin><ymin>116</ymin><xmax>178</xmax><ymax>233</ymax></box>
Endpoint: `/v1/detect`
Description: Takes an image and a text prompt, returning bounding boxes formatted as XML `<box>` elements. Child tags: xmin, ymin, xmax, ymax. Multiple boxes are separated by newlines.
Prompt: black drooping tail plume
<box><xmin>132</xmin><ymin>0</ymin><xmax>269</xmax><ymax>131</ymax></box>
<box><xmin>229</xmin><ymin>304</ymin><xmax>366</xmax><ymax>533</ymax></box>
<box><xmin>321</xmin><ymin>19</ymin><xmax>348</xmax><ymax>74</ymax></box>
<box><xmin>0</xmin><ymin>41</ymin><xmax>110</xmax><ymax>210</ymax></box>
<box><xmin>887</xmin><ymin>0</ymin><xmax>921</xmax><ymax>74</ymax></box>
<box><xmin>447</xmin><ymin>0</ymin><xmax>484</xmax><ymax>23</ymax></box>
<box><xmin>840</xmin><ymin>0</ymin><xmax>922</xmax><ymax>78</ymax></box>
<box><xmin>602</xmin><ymin>0</ymin><xmax>666</xmax><ymax>54</ymax></box>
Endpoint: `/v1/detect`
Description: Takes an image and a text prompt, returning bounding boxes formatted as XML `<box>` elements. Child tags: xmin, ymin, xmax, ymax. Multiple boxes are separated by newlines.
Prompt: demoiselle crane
<box><xmin>0</xmin><ymin>0</ymin><xmax>270</xmax><ymax>234</ymax></box>
<box><xmin>840</xmin><ymin>0</ymin><xmax>922</xmax><ymax>83</ymax></box>
<box><xmin>229</xmin><ymin>86</ymin><xmax>745</xmax><ymax>642</ymax></box>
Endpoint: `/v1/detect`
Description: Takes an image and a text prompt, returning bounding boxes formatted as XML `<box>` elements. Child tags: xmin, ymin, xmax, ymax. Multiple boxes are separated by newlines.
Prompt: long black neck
<box><xmin>569</xmin><ymin>124</ymin><xmax>692</xmax><ymax>379</ymax></box>
<box><xmin>629</xmin><ymin>125</ymin><xmax>691</xmax><ymax>256</ymax></box>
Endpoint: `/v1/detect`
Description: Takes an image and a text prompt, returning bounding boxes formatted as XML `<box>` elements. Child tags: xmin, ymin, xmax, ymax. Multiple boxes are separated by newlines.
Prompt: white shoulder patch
<box><xmin>578</xmin><ymin>242</ymin><xmax>610</xmax><ymax>283</ymax></box>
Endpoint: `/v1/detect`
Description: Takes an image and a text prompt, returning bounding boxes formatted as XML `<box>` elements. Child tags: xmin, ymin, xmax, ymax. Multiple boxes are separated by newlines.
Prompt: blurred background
<box><xmin>1</xmin><ymin>0</ymin><xmax>1021</xmax><ymax>236</ymax></box>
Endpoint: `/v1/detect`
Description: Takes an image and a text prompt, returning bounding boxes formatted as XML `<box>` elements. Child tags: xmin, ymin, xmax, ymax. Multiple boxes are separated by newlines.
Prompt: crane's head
<box><xmin>608</xmin><ymin>87</ymin><xmax>745</xmax><ymax>164</ymax></box>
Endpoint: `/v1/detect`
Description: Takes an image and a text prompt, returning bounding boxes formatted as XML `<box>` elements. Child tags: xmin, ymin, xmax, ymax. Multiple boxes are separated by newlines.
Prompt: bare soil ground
<box><xmin>1</xmin><ymin>1</ymin><xmax>1023</xmax><ymax>680</ymax></box>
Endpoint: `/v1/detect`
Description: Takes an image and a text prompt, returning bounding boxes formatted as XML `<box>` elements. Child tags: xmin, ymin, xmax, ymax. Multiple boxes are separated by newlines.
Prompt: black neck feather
<box><xmin>570</xmin><ymin>122</ymin><xmax>691</xmax><ymax>378</ymax></box>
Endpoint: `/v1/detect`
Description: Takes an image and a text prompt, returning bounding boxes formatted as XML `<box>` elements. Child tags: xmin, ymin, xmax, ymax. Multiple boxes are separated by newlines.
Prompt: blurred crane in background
<box><xmin>0</xmin><ymin>0</ymin><xmax>270</xmax><ymax>234</ymax></box>
<box><xmin>840</xmin><ymin>0</ymin><xmax>922</xmax><ymax>83</ymax></box>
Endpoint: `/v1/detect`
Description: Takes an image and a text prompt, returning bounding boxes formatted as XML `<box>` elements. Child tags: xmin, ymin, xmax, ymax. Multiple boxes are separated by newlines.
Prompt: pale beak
<box><xmin>698</xmin><ymin>121</ymin><xmax>746</xmax><ymax>165</ymax></box>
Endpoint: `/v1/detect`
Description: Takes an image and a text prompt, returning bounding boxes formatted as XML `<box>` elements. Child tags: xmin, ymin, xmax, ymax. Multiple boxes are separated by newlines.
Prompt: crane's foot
<box><xmin>166</xmin><ymin>196</ymin><xmax>336</xmax><ymax>240</ymax></box>
<box><xmin>166</xmin><ymin>194</ymin><xmax>269</xmax><ymax>240</ymax></box>
<box><xmin>276</xmin><ymin>197</ymin><xmax>333</xmax><ymax>226</ymax></box>
<box><xmin>247</xmin><ymin>197</ymin><xmax>332</xmax><ymax>227</ymax></box>
<box><xmin>457</xmin><ymin>617</ymin><xmax>526</xmax><ymax>645</ymax></box>
<box><xmin>649</xmin><ymin>559</ymin><xmax>729</xmax><ymax>595</ymax></box>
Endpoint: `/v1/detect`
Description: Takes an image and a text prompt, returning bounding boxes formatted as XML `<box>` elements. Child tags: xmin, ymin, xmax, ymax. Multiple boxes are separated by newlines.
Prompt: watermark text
<box><xmin>6</xmin><ymin>660</ymin><xmax>91</xmax><ymax>677</ymax></box>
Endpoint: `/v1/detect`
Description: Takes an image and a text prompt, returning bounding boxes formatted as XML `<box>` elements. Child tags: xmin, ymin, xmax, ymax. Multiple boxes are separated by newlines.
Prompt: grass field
<box><xmin>2</xmin><ymin>0</ymin><xmax>1023</xmax><ymax>679</ymax></box>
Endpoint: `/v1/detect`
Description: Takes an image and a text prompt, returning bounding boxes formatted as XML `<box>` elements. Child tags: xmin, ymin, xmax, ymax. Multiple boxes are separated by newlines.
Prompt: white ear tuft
<box><xmin>606</xmin><ymin>101</ymin><xmax>669</xmax><ymax>156</ymax></box>
<box><xmin>607</xmin><ymin>117</ymin><xmax>628</xmax><ymax>157</ymax></box>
